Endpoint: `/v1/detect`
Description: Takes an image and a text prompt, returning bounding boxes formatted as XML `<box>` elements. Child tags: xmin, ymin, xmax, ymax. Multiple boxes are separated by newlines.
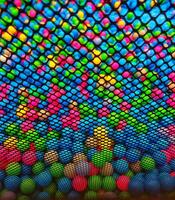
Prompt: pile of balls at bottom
<box><xmin>1</xmin><ymin>127</ymin><xmax>175</xmax><ymax>200</ymax></box>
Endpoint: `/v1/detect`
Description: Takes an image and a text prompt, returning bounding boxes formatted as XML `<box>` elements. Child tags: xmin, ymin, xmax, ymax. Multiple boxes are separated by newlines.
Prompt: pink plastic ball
<box><xmin>22</xmin><ymin>151</ymin><xmax>37</xmax><ymax>166</ymax></box>
<box><xmin>7</xmin><ymin>149</ymin><xmax>21</xmax><ymax>163</ymax></box>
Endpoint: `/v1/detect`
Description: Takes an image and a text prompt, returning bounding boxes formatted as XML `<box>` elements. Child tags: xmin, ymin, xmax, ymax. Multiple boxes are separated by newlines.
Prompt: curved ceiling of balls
<box><xmin>0</xmin><ymin>0</ymin><xmax>175</xmax><ymax>199</ymax></box>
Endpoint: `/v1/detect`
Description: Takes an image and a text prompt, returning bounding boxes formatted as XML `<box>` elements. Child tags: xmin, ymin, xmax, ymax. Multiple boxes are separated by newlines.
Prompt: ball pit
<box><xmin>0</xmin><ymin>0</ymin><xmax>175</xmax><ymax>199</ymax></box>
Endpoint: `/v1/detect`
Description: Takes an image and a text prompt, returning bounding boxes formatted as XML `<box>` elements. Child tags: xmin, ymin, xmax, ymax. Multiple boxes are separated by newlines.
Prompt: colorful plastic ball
<box><xmin>55</xmin><ymin>191</ymin><xmax>65</xmax><ymax>200</ymax></box>
<box><xmin>100</xmin><ymin>149</ymin><xmax>113</xmax><ymax>162</ymax></box>
<box><xmin>22</xmin><ymin>151</ymin><xmax>37</xmax><ymax>166</ymax></box>
<box><xmin>72</xmin><ymin>142</ymin><xmax>84</xmax><ymax>154</ymax></box>
<box><xmin>160</xmin><ymin>176</ymin><xmax>175</xmax><ymax>192</ymax></box>
<box><xmin>140</xmin><ymin>156</ymin><xmax>156</xmax><ymax>171</ymax></box>
<box><xmin>35</xmin><ymin>171</ymin><xmax>52</xmax><ymax>187</ymax></box>
<box><xmin>44</xmin><ymin>150</ymin><xmax>58</xmax><ymax>164</ymax></box>
<box><xmin>34</xmin><ymin>192</ymin><xmax>50</xmax><ymax>200</ymax></box>
<box><xmin>125</xmin><ymin>149</ymin><xmax>141</xmax><ymax>163</ymax></box>
<box><xmin>152</xmin><ymin>151</ymin><xmax>166</xmax><ymax>166</ymax></box>
<box><xmin>0</xmin><ymin>191</ymin><xmax>17</xmax><ymax>200</ymax></box>
<box><xmin>118</xmin><ymin>192</ymin><xmax>131</xmax><ymax>200</ymax></box>
<box><xmin>129</xmin><ymin>179</ymin><xmax>144</xmax><ymax>194</ymax></box>
<box><xmin>73</xmin><ymin>153</ymin><xmax>87</xmax><ymax>164</ymax></box>
<box><xmin>97</xmin><ymin>189</ymin><xmax>105</xmax><ymax>200</ymax></box>
<box><xmin>92</xmin><ymin>152</ymin><xmax>106</xmax><ymax>168</ymax></box>
<box><xmin>17</xmin><ymin>195</ymin><xmax>30</xmax><ymax>200</ymax></box>
<box><xmin>88</xmin><ymin>175</ymin><xmax>102</xmax><ymax>191</ymax></box>
<box><xmin>6</xmin><ymin>162</ymin><xmax>21</xmax><ymax>176</ymax></box>
<box><xmin>21</xmin><ymin>164</ymin><xmax>32</xmax><ymax>175</ymax></box>
<box><xmin>32</xmin><ymin>162</ymin><xmax>45</xmax><ymax>175</ymax></box>
<box><xmin>89</xmin><ymin>163</ymin><xmax>99</xmax><ymax>176</ymax></box>
<box><xmin>87</xmin><ymin>148</ymin><xmax>98</xmax><ymax>160</ymax></box>
<box><xmin>84</xmin><ymin>191</ymin><xmax>97</xmax><ymax>200</ymax></box>
<box><xmin>100</xmin><ymin>162</ymin><xmax>113</xmax><ymax>176</ymax></box>
<box><xmin>116</xmin><ymin>175</ymin><xmax>130</xmax><ymax>191</ymax></box>
<box><xmin>72</xmin><ymin>176</ymin><xmax>88</xmax><ymax>192</ymax></box>
<box><xmin>45</xmin><ymin>183</ymin><xmax>57</xmax><ymax>196</ymax></box>
<box><xmin>170</xmin><ymin>159</ymin><xmax>175</xmax><ymax>170</ymax></box>
<box><xmin>46</xmin><ymin>138</ymin><xmax>59</xmax><ymax>150</ymax></box>
<box><xmin>4</xmin><ymin>176</ymin><xmax>21</xmax><ymax>191</ymax></box>
<box><xmin>59</xmin><ymin>150</ymin><xmax>73</xmax><ymax>164</ymax></box>
<box><xmin>7</xmin><ymin>149</ymin><xmax>21</xmax><ymax>163</ymax></box>
<box><xmin>0</xmin><ymin>170</ymin><xmax>5</xmax><ymax>181</ymax></box>
<box><xmin>75</xmin><ymin>160</ymin><xmax>90</xmax><ymax>176</ymax></box>
<box><xmin>113</xmin><ymin>159</ymin><xmax>129</xmax><ymax>174</ymax></box>
<box><xmin>64</xmin><ymin>163</ymin><xmax>76</xmax><ymax>178</ymax></box>
<box><xmin>144</xmin><ymin>179</ymin><xmax>160</xmax><ymax>194</ymax></box>
<box><xmin>159</xmin><ymin>163</ymin><xmax>171</xmax><ymax>173</ymax></box>
<box><xmin>50</xmin><ymin>162</ymin><xmax>64</xmax><ymax>178</ymax></box>
<box><xmin>57</xmin><ymin>177</ymin><xmax>72</xmax><ymax>193</ymax></box>
<box><xmin>20</xmin><ymin>178</ymin><xmax>36</xmax><ymax>194</ymax></box>
<box><xmin>102</xmin><ymin>176</ymin><xmax>116</xmax><ymax>191</ymax></box>
<box><xmin>103</xmin><ymin>192</ymin><xmax>117</xmax><ymax>200</ymax></box>
<box><xmin>67</xmin><ymin>191</ymin><xmax>81</xmax><ymax>200</ymax></box>
<box><xmin>130</xmin><ymin>161</ymin><xmax>141</xmax><ymax>173</ymax></box>
<box><xmin>145</xmin><ymin>171</ymin><xmax>158</xmax><ymax>181</ymax></box>
<box><xmin>85</xmin><ymin>137</ymin><xmax>98</xmax><ymax>148</ymax></box>
<box><xmin>113</xmin><ymin>144</ymin><xmax>126</xmax><ymax>158</ymax></box>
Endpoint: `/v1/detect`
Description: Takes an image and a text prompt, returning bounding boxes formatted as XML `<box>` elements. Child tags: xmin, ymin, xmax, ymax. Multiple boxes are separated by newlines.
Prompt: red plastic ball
<box><xmin>116</xmin><ymin>175</ymin><xmax>130</xmax><ymax>191</ymax></box>
<box><xmin>72</xmin><ymin>176</ymin><xmax>87</xmax><ymax>192</ymax></box>
<box><xmin>22</xmin><ymin>150</ymin><xmax>37</xmax><ymax>166</ymax></box>
<box><xmin>89</xmin><ymin>163</ymin><xmax>99</xmax><ymax>176</ymax></box>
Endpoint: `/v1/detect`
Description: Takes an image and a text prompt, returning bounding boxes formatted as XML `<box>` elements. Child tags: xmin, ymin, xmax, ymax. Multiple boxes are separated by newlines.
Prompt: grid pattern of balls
<box><xmin>0</xmin><ymin>0</ymin><xmax>175</xmax><ymax>200</ymax></box>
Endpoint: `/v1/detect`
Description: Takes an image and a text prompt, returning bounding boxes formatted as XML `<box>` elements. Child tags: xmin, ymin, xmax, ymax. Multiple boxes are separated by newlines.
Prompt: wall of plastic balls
<box><xmin>0</xmin><ymin>0</ymin><xmax>175</xmax><ymax>200</ymax></box>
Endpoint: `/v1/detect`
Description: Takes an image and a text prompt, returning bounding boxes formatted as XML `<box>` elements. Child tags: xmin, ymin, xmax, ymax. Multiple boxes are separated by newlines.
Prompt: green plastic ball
<box><xmin>102</xmin><ymin>176</ymin><xmax>116</xmax><ymax>191</ymax></box>
<box><xmin>55</xmin><ymin>191</ymin><xmax>64</xmax><ymax>200</ymax></box>
<box><xmin>6</xmin><ymin>162</ymin><xmax>21</xmax><ymax>176</ymax></box>
<box><xmin>17</xmin><ymin>195</ymin><xmax>30</xmax><ymax>200</ymax></box>
<box><xmin>49</xmin><ymin>163</ymin><xmax>64</xmax><ymax>178</ymax></box>
<box><xmin>101</xmin><ymin>149</ymin><xmax>113</xmax><ymax>162</ymax></box>
<box><xmin>45</xmin><ymin>183</ymin><xmax>57</xmax><ymax>195</ymax></box>
<box><xmin>20</xmin><ymin>178</ymin><xmax>36</xmax><ymax>195</ymax></box>
<box><xmin>92</xmin><ymin>153</ymin><xmax>106</xmax><ymax>168</ymax></box>
<box><xmin>88</xmin><ymin>176</ymin><xmax>102</xmax><ymax>191</ymax></box>
<box><xmin>84</xmin><ymin>191</ymin><xmax>97</xmax><ymax>200</ymax></box>
<box><xmin>141</xmin><ymin>156</ymin><xmax>156</xmax><ymax>171</ymax></box>
<box><xmin>17</xmin><ymin>139</ymin><xmax>30</xmax><ymax>152</ymax></box>
<box><xmin>32</xmin><ymin>162</ymin><xmax>45</xmax><ymax>175</ymax></box>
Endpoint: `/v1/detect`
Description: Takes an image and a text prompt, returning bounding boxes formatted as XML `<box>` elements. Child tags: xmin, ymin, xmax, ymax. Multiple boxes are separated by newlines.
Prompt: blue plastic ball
<box><xmin>160</xmin><ymin>176</ymin><xmax>175</xmax><ymax>192</ymax></box>
<box><xmin>129</xmin><ymin>179</ymin><xmax>144</xmax><ymax>194</ymax></box>
<box><xmin>57</xmin><ymin>177</ymin><xmax>72</xmax><ymax>193</ymax></box>
<box><xmin>4</xmin><ymin>176</ymin><xmax>21</xmax><ymax>191</ymax></box>
<box><xmin>59</xmin><ymin>150</ymin><xmax>73</xmax><ymax>164</ymax></box>
<box><xmin>126</xmin><ymin>149</ymin><xmax>141</xmax><ymax>163</ymax></box>
<box><xmin>144</xmin><ymin>179</ymin><xmax>160</xmax><ymax>194</ymax></box>
<box><xmin>34</xmin><ymin>192</ymin><xmax>50</xmax><ymax>200</ymax></box>
<box><xmin>35</xmin><ymin>171</ymin><xmax>52</xmax><ymax>187</ymax></box>
<box><xmin>152</xmin><ymin>151</ymin><xmax>166</xmax><ymax>166</ymax></box>
<box><xmin>113</xmin><ymin>159</ymin><xmax>129</xmax><ymax>174</ymax></box>
<box><xmin>113</xmin><ymin>144</ymin><xmax>126</xmax><ymax>158</ymax></box>
<box><xmin>46</xmin><ymin>138</ymin><xmax>59</xmax><ymax>150</ymax></box>
<box><xmin>72</xmin><ymin>142</ymin><xmax>84</xmax><ymax>154</ymax></box>
<box><xmin>170</xmin><ymin>159</ymin><xmax>175</xmax><ymax>171</ymax></box>
<box><xmin>87</xmin><ymin>148</ymin><xmax>97</xmax><ymax>160</ymax></box>
<box><xmin>156</xmin><ymin>138</ymin><xmax>169</xmax><ymax>150</ymax></box>
<box><xmin>67</xmin><ymin>191</ymin><xmax>81</xmax><ymax>200</ymax></box>
<box><xmin>159</xmin><ymin>164</ymin><xmax>171</xmax><ymax>173</ymax></box>
<box><xmin>0</xmin><ymin>170</ymin><xmax>5</xmax><ymax>181</ymax></box>
<box><xmin>21</xmin><ymin>165</ymin><xmax>32</xmax><ymax>175</ymax></box>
